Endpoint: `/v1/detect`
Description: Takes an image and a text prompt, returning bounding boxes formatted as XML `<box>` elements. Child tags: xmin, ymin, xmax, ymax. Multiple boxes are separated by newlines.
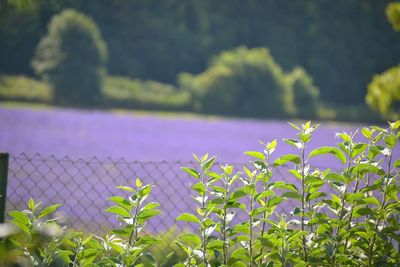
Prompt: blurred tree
<box><xmin>179</xmin><ymin>47</ymin><xmax>294</xmax><ymax>118</ymax></box>
<box><xmin>366</xmin><ymin>66</ymin><xmax>400</xmax><ymax>120</ymax></box>
<box><xmin>366</xmin><ymin>2</ymin><xmax>400</xmax><ymax>120</ymax></box>
<box><xmin>386</xmin><ymin>2</ymin><xmax>400</xmax><ymax>31</ymax></box>
<box><xmin>288</xmin><ymin>67</ymin><xmax>319</xmax><ymax>118</ymax></box>
<box><xmin>31</xmin><ymin>8</ymin><xmax>107</xmax><ymax>105</ymax></box>
<box><xmin>1</xmin><ymin>0</ymin><xmax>400</xmax><ymax>113</ymax></box>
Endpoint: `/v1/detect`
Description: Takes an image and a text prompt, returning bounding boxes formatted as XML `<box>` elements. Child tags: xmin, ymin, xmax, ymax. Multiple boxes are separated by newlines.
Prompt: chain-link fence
<box><xmin>5</xmin><ymin>153</ymin><xmax>333</xmax><ymax>235</ymax></box>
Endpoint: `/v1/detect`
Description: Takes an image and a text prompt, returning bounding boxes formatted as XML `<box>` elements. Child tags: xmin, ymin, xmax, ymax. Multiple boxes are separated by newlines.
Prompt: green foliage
<box><xmin>1</xmin><ymin>1</ymin><xmax>400</xmax><ymax>109</ymax></box>
<box><xmin>2</xmin><ymin>121</ymin><xmax>400</xmax><ymax>266</ymax></box>
<box><xmin>1</xmin><ymin>179</ymin><xmax>161</xmax><ymax>266</ymax></box>
<box><xmin>179</xmin><ymin>47</ymin><xmax>295</xmax><ymax>118</ymax></box>
<box><xmin>366</xmin><ymin>65</ymin><xmax>400</xmax><ymax>120</ymax></box>
<box><xmin>387</xmin><ymin>2</ymin><xmax>400</xmax><ymax>32</ymax></box>
<box><xmin>287</xmin><ymin>67</ymin><xmax>320</xmax><ymax>118</ymax></box>
<box><xmin>103</xmin><ymin>76</ymin><xmax>190</xmax><ymax>110</ymax></box>
<box><xmin>32</xmin><ymin>9</ymin><xmax>107</xmax><ymax>106</ymax></box>
<box><xmin>0</xmin><ymin>75</ymin><xmax>52</xmax><ymax>102</ymax></box>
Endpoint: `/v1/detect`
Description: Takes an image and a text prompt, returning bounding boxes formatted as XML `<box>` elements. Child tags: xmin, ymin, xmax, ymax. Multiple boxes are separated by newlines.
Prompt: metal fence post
<box><xmin>0</xmin><ymin>153</ymin><xmax>9</xmax><ymax>223</ymax></box>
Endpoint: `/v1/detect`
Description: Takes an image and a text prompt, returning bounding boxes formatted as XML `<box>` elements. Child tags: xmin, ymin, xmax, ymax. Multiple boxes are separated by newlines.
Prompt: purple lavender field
<box><xmin>2</xmin><ymin>106</ymin><xmax>397</xmax><ymax>233</ymax></box>
<box><xmin>0</xmin><ymin>106</ymin><xmax>369</xmax><ymax>165</ymax></box>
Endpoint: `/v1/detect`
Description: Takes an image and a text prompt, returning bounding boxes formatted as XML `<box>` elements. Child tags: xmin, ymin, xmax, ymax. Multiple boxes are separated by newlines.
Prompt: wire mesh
<box><xmin>6</xmin><ymin>153</ymin><xmax>334</xmax><ymax>235</ymax></box>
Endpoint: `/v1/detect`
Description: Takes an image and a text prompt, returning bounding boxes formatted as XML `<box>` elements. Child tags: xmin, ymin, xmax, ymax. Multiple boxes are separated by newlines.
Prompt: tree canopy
<box><xmin>32</xmin><ymin>8</ymin><xmax>107</xmax><ymax>105</ymax></box>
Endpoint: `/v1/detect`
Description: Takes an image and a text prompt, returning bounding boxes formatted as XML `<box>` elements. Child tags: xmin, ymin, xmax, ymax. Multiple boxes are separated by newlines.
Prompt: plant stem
<box><xmin>128</xmin><ymin>200</ymin><xmax>140</xmax><ymax>246</ymax></box>
<box><xmin>368</xmin><ymin>149</ymin><xmax>393</xmax><ymax>266</ymax></box>
<box><xmin>259</xmin><ymin>152</ymin><xmax>270</xmax><ymax>265</ymax></box>
<box><xmin>249</xmin><ymin>193</ymin><xmax>254</xmax><ymax>267</ymax></box>
<box><xmin>222</xmin><ymin>175</ymin><xmax>228</xmax><ymax>265</ymax></box>
<box><xmin>200</xmin><ymin>164</ymin><xmax>208</xmax><ymax>266</ymax></box>
<box><xmin>331</xmin><ymin>149</ymin><xmax>352</xmax><ymax>266</ymax></box>
<box><xmin>300</xmin><ymin>140</ymin><xmax>308</xmax><ymax>263</ymax></box>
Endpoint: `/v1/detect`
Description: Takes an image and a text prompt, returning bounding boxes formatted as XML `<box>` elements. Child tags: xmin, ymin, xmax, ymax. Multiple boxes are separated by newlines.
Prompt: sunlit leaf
<box><xmin>105</xmin><ymin>206</ymin><xmax>130</xmax><ymax>217</ymax></box>
<box><xmin>273</xmin><ymin>154</ymin><xmax>301</xmax><ymax>167</ymax></box>
<box><xmin>39</xmin><ymin>204</ymin><xmax>62</xmax><ymax>218</ymax></box>
<box><xmin>176</xmin><ymin>213</ymin><xmax>199</xmax><ymax>223</ymax></box>
<box><xmin>308</xmin><ymin>146</ymin><xmax>346</xmax><ymax>164</ymax></box>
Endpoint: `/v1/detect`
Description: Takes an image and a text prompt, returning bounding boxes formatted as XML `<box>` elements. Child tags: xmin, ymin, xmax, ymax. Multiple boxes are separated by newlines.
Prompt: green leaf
<box><xmin>273</xmin><ymin>154</ymin><xmax>301</xmax><ymax>167</ymax></box>
<box><xmin>361</xmin><ymin>127</ymin><xmax>372</xmax><ymax>139</ymax></box>
<box><xmin>176</xmin><ymin>213</ymin><xmax>199</xmax><ymax>223</ymax></box>
<box><xmin>256</xmin><ymin>190</ymin><xmax>274</xmax><ymax>201</ymax></box>
<box><xmin>306</xmin><ymin>192</ymin><xmax>326</xmax><ymax>201</ymax></box>
<box><xmin>269</xmin><ymin>181</ymin><xmax>297</xmax><ymax>191</ymax></box>
<box><xmin>28</xmin><ymin>198</ymin><xmax>35</xmax><ymax>211</ymax></box>
<box><xmin>350</xmin><ymin>143</ymin><xmax>367</xmax><ymax>158</ymax></box>
<box><xmin>353</xmin><ymin>206</ymin><xmax>373</xmax><ymax>218</ymax></box>
<box><xmin>283</xmin><ymin>138</ymin><xmax>302</xmax><ymax>149</ymax></box>
<box><xmin>181</xmin><ymin>167</ymin><xmax>200</xmax><ymax>179</ymax></box>
<box><xmin>288</xmin><ymin>122</ymin><xmax>301</xmax><ymax>131</ymax></box>
<box><xmin>282</xmin><ymin>192</ymin><xmax>301</xmax><ymax>200</ymax></box>
<box><xmin>324</xmin><ymin>172</ymin><xmax>347</xmax><ymax>184</ymax></box>
<box><xmin>346</xmin><ymin>192</ymin><xmax>365</xmax><ymax>203</ymax></box>
<box><xmin>105</xmin><ymin>206</ymin><xmax>130</xmax><ymax>217</ymax></box>
<box><xmin>267</xmin><ymin>139</ymin><xmax>277</xmax><ymax>152</ymax></box>
<box><xmin>9</xmin><ymin>211</ymin><xmax>30</xmax><ymax>225</ymax></box>
<box><xmin>141</xmin><ymin>184</ymin><xmax>152</xmax><ymax>196</ymax></box>
<box><xmin>179</xmin><ymin>233</ymin><xmax>201</xmax><ymax>246</ymax></box>
<box><xmin>357</xmin><ymin>197</ymin><xmax>381</xmax><ymax>206</ymax></box>
<box><xmin>108</xmin><ymin>196</ymin><xmax>131</xmax><ymax>210</ymax></box>
<box><xmin>351</xmin><ymin>164</ymin><xmax>385</xmax><ymax>175</ymax></box>
<box><xmin>338</xmin><ymin>132</ymin><xmax>351</xmax><ymax>142</ymax></box>
<box><xmin>141</xmin><ymin>202</ymin><xmax>160</xmax><ymax>211</ymax></box>
<box><xmin>207</xmin><ymin>239</ymin><xmax>224</xmax><ymax>250</ymax></box>
<box><xmin>10</xmin><ymin>220</ymin><xmax>30</xmax><ymax>235</ymax></box>
<box><xmin>244</xmin><ymin>151</ymin><xmax>265</xmax><ymax>161</ymax></box>
<box><xmin>394</xmin><ymin>159</ymin><xmax>400</xmax><ymax>168</ymax></box>
<box><xmin>231</xmin><ymin>247</ymin><xmax>249</xmax><ymax>259</ymax></box>
<box><xmin>308</xmin><ymin>146</ymin><xmax>346</xmax><ymax>164</ymax></box>
<box><xmin>56</xmin><ymin>250</ymin><xmax>73</xmax><ymax>264</ymax></box>
<box><xmin>192</xmin><ymin>182</ymin><xmax>206</xmax><ymax>196</ymax></box>
<box><xmin>136</xmin><ymin>178</ymin><xmax>143</xmax><ymax>188</ymax></box>
<box><xmin>39</xmin><ymin>204</ymin><xmax>62</xmax><ymax>218</ymax></box>
<box><xmin>116</xmin><ymin>185</ymin><xmax>136</xmax><ymax>192</ymax></box>
<box><xmin>287</xmin><ymin>230</ymin><xmax>308</xmax><ymax>243</ymax></box>
<box><xmin>138</xmin><ymin>209</ymin><xmax>161</xmax><ymax>220</ymax></box>
<box><xmin>108</xmin><ymin>241</ymin><xmax>125</xmax><ymax>253</ymax></box>
<box><xmin>384</xmin><ymin>134</ymin><xmax>397</xmax><ymax>149</ymax></box>
<box><xmin>267</xmin><ymin>196</ymin><xmax>285</xmax><ymax>207</ymax></box>
<box><xmin>203</xmin><ymin>156</ymin><xmax>216</xmax><ymax>170</ymax></box>
<box><xmin>298</xmin><ymin>133</ymin><xmax>311</xmax><ymax>143</ymax></box>
<box><xmin>230</xmin><ymin>189</ymin><xmax>247</xmax><ymax>201</ymax></box>
<box><xmin>389</xmin><ymin>120</ymin><xmax>400</xmax><ymax>130</ymax></box>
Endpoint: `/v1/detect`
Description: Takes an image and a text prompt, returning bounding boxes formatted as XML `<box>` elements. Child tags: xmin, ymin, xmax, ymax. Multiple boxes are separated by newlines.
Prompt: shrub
<box><xmin>102</xmin><ymin>76</ymin><xmax>190</xmax><ymax>110</ymax></box>
<box><xmin>179</xmin><ymin>47</ymin><xmax>295</xmax><ymax>118</ymax></box>
<box><xmin>287</xmin><ymin>67</ymin><xmax>320</xmax><ymax>118</ymax></box>
<box><xmin>2</xmin><ymin>121</ymin><xmax>399</xmax><ymax>266</ymax></box>
<box><xmin>0</xmin><ymin>75</ymin><xmax>52</xmax><ymax>102</ymax></box>
<box><xmin>32</xmin><ymin>9</ymin><xmax>107</xmax><ymax>106</ymax></box>
<box><xmin>366</xmin><ymin>65</ymin><xmax>400</xmax><ymax>120</ymax></box>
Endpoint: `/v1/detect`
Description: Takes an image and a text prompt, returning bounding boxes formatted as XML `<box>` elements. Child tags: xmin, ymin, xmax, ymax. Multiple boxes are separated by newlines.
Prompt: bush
<box><xmin>2</xmin><ymin>121</ymin><xmax>399</xmax><ymax>266</ymax></box>
<box><xmin>0</xmin><ymin>75</ymin><xmax>52</xmax><ymax>102</ymax></box>
<box><xmin>32</xmin><ymin>9</ymin><xmax>107</xmax><ymax>106</ymax></box>
<box><xmin>366</xmin><ymin>65</ymin><xmax>400</xmax><ymax>120</ymax></box>
<box><xmin>179</xmin><ymin>47</ymin><xmax>295</xmax><ymax>118</ymax></box>
<box><xmin>287</xmin><ymin>67</ymin><xmax>319</xmax><ymax>118</ymax></box>
<box><xmin>103</xmin><ymin>76</ymin><xmax>191</xmax><ymax>110</ymax></box>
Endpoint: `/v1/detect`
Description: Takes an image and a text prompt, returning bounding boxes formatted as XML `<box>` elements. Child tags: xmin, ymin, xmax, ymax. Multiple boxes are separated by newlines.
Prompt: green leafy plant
<box><xmin>1</xmin><ymin>121</ymin><xmax>399</xmax><ymax>267</ymax></box>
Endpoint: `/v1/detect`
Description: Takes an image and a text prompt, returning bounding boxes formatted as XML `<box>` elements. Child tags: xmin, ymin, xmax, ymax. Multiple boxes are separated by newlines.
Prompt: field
<box><xmin>0</xmin><ymin>106</ymin><xmax>369</xmax><ymax>165</ymax></box>
<box><xmin>2</xmin><ymin>106</ymin><xmax>397</xmax><ymax>232</ymax></box>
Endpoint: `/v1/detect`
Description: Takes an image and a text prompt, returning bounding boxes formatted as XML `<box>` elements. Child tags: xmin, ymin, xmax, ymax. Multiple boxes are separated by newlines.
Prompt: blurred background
<box><xmin>2</xmin><ymin>0</ymin><xmax>400</xmax><ymax>240</ymax></box>
<box><xmin>0</xmin><ymin>0</ymin><xmax>399</xmax><ymax>123</ymax></box>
